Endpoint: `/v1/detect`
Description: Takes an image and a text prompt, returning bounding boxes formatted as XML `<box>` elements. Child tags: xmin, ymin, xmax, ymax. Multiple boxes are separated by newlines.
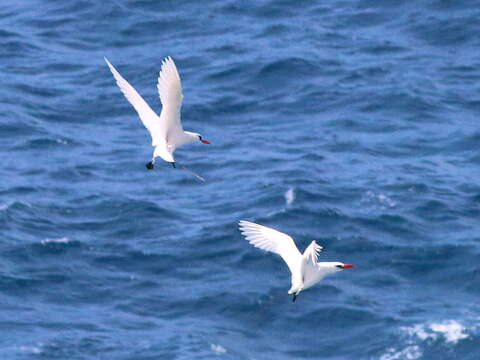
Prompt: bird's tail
<box><xmin>153</xmin><ymin>145</ymin><xmax>174</xmax><ymax>163</ymax></box>
<box><xmin>179</xmin><ymin>163</ymin><xmax>206</xmax><ymax>183</ymax></box>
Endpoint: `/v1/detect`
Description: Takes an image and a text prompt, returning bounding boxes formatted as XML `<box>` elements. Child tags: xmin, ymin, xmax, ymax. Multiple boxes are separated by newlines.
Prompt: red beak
<box><xmin>201</xmin><ymin>139</ymin><xmax>211</xmax><ymax>144</ymax></box>
<box><xmin>343</xmin><ymin>264</ymin><xmax>354</xmax><ymax>269</ymax></box>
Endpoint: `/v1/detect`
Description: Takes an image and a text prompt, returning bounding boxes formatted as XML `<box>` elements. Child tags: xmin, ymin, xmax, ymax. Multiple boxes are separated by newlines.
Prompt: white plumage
<box><xmin>239</xmin><ymin>220</ymin><xmax>353</xmax><ymax>301</ymax></box>
<box><xmin>105</xmin><ymin>57</ymin><xmax>210</xmax><ymax>168</ymax></box>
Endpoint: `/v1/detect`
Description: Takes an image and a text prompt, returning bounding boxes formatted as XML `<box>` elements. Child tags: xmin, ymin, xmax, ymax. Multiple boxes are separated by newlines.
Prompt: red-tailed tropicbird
<box><xmin>239</xmin><ymin>220</ymin><xmax>354</xmax><ymax>302</ymax></box>
<box><xmin>105</xmin><ymin>57</ymin><xmax>210</xmax><ymax>170</ymax></box>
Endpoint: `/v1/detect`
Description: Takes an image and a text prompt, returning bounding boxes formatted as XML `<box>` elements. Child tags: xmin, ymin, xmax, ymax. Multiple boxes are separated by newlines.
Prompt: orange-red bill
<box><xmin>201</xmin><ymin>139</ymin><xmax>211</xmax><ymax>144</ymax></box>
<box><xmin>343</xmin><ymin>264</ymin><xmax>354</xmax><ymax>269</ymax></box>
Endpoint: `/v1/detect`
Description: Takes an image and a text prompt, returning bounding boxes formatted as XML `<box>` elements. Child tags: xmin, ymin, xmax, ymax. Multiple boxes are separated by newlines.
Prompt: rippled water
<box><xmin>1</xmin><ymin>1</ymin><xmax>479</xmax><ymax>359</ymax></box>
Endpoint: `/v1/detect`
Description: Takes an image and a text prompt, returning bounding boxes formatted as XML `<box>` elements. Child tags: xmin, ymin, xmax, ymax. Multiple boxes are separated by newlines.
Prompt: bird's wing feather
<box><xmin>105</xmin><ymin>58</ymin><xmax>163</xmax><ymax>145</ymax></box>
<box><xmin>302</xmin><ymin>241</ymin><xmax>323</xmax><ymax>265</ymax></box>
<box><xmin>238</xmin><ymin>221</ymin><xmax>302</xmax><ymax>276</ymax></box>
<box><xmin>301</xmin><ymin>241</ymin><xmax>324</xmax><ymax>288</ymax></box>
<box><xmin>157</xmin><ymin>57</ymin><xmax>184</xmax><ymax>141</ymax></box>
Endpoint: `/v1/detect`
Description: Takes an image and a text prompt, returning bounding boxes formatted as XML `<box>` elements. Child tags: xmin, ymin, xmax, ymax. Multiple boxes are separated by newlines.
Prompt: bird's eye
<box><xmin>335</xmin><ymin>265</ymin><xmax>343</xmax><ymax>269</ymax></box>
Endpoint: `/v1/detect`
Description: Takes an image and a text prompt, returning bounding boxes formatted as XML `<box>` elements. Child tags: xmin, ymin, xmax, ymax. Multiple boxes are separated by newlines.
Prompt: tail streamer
<box><xmin>179</xmin><ymin>163</ymin><xmax>206</xmax><ymax>183</ymax></box>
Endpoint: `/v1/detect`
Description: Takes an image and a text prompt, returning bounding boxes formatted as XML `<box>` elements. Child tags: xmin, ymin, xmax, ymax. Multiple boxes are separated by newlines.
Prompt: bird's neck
<box><xmin>317</xmin><ymin>263</ymin><xmax>340</xmax><ymax>276</ymax></box>
<box><xmin>182</xmin><ymin>131</ymin><xmax>198</xmax><ymax>144</ymax></box>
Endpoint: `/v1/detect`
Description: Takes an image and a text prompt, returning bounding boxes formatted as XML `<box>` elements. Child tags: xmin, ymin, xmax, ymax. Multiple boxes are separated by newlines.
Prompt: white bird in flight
<box><xmin>239</xmin><ymin>220</ymin><xmax>354</xmax><ymax>302</ymax></box>
<box><xmin>105</xmin><ymin>57</ymin><xmax>210</xmax><ymax>169</ymax></box>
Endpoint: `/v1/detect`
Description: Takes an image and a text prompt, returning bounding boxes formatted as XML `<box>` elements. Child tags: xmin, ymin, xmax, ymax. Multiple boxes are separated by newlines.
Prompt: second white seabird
<box><xmin>239</xmin><ymin>220</ymin><xmax>354</xmax><ymax>302</ymax></box>
<box><xmin>105</xmin><ymin>57</ymin><xmax>210</xmax><ymax>169</ymax></box>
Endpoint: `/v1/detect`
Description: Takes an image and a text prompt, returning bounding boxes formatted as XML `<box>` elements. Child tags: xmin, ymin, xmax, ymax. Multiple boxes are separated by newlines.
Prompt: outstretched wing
<box><xmin>157</xmin><ymin>57</ymin><xmax>184</xmax><ymax>141</ymax></box>
<box><xmin>302</xmin><ymin>240</ymin><xmax>323</xmax><ymax>265</ymax></box>
<box><xmin>105</xmin><ymin>58</ymin><xmax>163</xmax><ymax>145</ymax></box>
<box><xmin>238</xmin><ymin>221</ymin><xmax>302</xmax><ymax>276</ymax></box>
<box><xmin>301</xmin><ymin>240</ymin><xmax>324</xmax><ymax>288</ymax></box>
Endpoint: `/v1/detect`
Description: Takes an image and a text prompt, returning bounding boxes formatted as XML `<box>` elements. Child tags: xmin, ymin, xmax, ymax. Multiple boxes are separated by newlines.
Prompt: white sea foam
<box><xmin>402</xmin><ymin>320</ymin><xmax>469</xmax><ymax>344</ymax></box>
<box><xmin>380</xmin><ymin>320</ymin><xmax>469</xmax><ymax>360</ymax></box>
<box><xmin>362</xmin><ymin>191</ymin><xmax>396</xmax><ymax>209</ymax></box>
<box><xmin>377</xmin><ymin>193</ymin><xmax>396</xmax><ymax>208</ymax></box>
<box><xmin>430</xmin><ymin>321</ymin><xmax>468</xmax><ymax>343</ymax></box>
<box><xmin>379</xmin><ymin>345</ymin><xmax>421</xmax><ymax>360</ymax></box>
<box><xmin>402</xmin><ymin>324</ymin><xmax>434</xmax><ymax>342</ymax></box>
<box><xmin>429</xmin><ymin>320</ymin><xmax>469</xmax><ymax>343</ymax></box>
<box><xmin>19</xmin><ymin>345</ymin><xmax>42</xmax><ymax>354</ymax></box>
<box><xmin>284</xmin><ymin>187</ymin><xmax>295</xmax><ymax>205</ymax></box>
<box><xmin>41</xmin><ymin>237</ymin><xmax>71</xmax><ymax>245</ymax></box>
<box><xmin>210</xmin><ymin>344</ymin><xmax>227</xmax><ymax>354</ymax></box>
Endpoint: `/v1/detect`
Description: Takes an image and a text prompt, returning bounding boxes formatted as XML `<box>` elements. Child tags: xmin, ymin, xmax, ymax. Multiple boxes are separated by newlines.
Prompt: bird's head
<box><xmin>197</xmin><ymin>134</ymin><xmax>211</xmax><ymax>144</ymax></box>
<box><xmin>320</xmin><ymin>262</ymin><xmax>354</xmax><ymax>274</ymax></box>
<box><xmin>332</xmin><ymin>262</ymin><xmax>354</xmax><ymax>271</ymax></box>
<box><xmin>184</xmin><ymin>131</ymin><xmax>211</xmax><ymax>144</ymax></box>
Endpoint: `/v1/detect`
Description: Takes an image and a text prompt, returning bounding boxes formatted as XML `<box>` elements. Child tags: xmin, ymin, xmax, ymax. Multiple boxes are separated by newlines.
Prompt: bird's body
<box><xmin>105</xmin><ymin>57</ymin><xmax>210</xmax><ymax>169</ymax></box>
<box><xmin>238</xmin><ymin>220</ymin><xmax>353</xmax><ymax>301</ymax></box>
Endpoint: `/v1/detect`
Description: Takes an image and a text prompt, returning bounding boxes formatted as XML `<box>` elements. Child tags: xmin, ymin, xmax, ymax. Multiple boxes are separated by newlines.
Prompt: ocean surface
<box><xmin>1</xmin><ymin>1</ymin><xmax>479</xmax><ymax>359</ymax></box>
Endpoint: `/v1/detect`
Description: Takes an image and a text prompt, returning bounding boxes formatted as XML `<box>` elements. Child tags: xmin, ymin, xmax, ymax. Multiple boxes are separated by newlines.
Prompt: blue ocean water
<box><xmin>1</xmin><ymin>0</ymin><xmax>479</xmax><ymax>359</ymax></box>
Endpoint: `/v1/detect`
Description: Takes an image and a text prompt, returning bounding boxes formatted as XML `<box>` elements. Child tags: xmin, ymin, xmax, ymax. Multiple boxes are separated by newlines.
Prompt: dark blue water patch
<box><xmin>1</xmin><ymin>40</ymin><xmax>42</xmax><ymax>59</ymax></box>
<box><xmin>257</xmin><ymin>57</ymin><xmax>317</xmax><ymax>83</ymax></box>
<box><xmin>42</xmin><ymin>62</ymin><xmax>87</xmax><ymax>73</ymax></box>
<box><xmin>414</xmin><ymin>199</ymin><xmax>456</xmax><ymax>222</ymax></box>
<box><xmin>207</xmin><ymin>65</ymin><xmax>252</xmax><ymax>85</ymax></box>
<box><xmin>0</xmin><ymin>187</ymin><xmax>40</xmax><ymax>198</ymax></box>
<box><xmin>92</xmin><ymin>250</ymin><xmax>174</xmax><ymax>274</ymax></box>
<box><xmin>340</xmin><ymin>63</ymin><xmax>393</xmax><ymax>84</ymax></box>
<box><xmin>445</xmin><ymin>131</ymin><xmax>480</xmax><ymax>152</ymax></box>
<box><xmin>253</xmin><ymin>2</ymin><xmax>305</xmax><ymax>19</ymax></box>
<box><xmin>336</xmin><ymin>9</ymin><xmax>393</xmax><ymax>29</ymax></box>
<box><xmin>358</xmin><ymin>88</ymin><xmax>444</xmax><ymax>118</ymax></box>
<box><xmin>46</xmin><ymin>165</ymin><xmax>97</xmax><ymax>182</ymax></box>
<box><xmin>409</xmin><ymin>15</ymin><xmax>480</xmax><ymax>47</ymax></box>
<box><xmin>28</xmin><ymin>16</ymin><xmax>78</xmax><ymax>30</ymax></box>
<box><xmin>0</xmin><ymin>274</ymin><xmax>45</xmax><ymax>295</ymax></box>
<box><xmin>193</xmin><ymin>97</ymin><xmax>256</xmax><ymax>119</ymax></box>
<box><xmin>256</xmin><ymin>23</ymin><xmax>291</xmax><ymax>38</ymax></box>
<box><xmin>13</xmin><ymin>137</ymin><xmax>76</xmax><ymax>151</ymax></box>
<box><xmin>355</xmin><ymin>214</ymin><xmax>422</xmax><ymax>239</ymax></box>
<box><xmin>0</xmin><ymin>28</ymin><xmax>20</xmax><ymax>39</ymax></box>
<box><xmin>205</xmin><ymin>43</ymin><xmax>250</xmax><ymax>57</ymax></box>
<box><xmin>441</xmin><ymin>64</ymin><xmax>480</xmax><ymax>82</ymax></box>
<box><xmin>120</xmin><ymin>18</ymin><xmax>191</xmax><ymax>41</ymax></box>
<box><xmin>360</xmin><ymin>41</ymin><xmax>409</xmax><ymax>55</ymax></box>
